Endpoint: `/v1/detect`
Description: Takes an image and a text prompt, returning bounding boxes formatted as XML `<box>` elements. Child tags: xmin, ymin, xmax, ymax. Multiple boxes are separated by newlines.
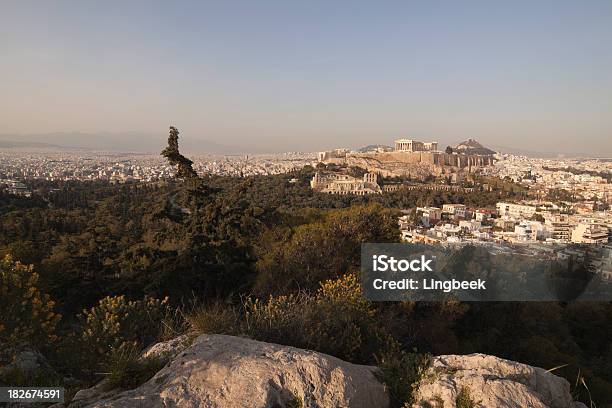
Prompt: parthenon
<box><xmin>394</xmin><ymin>139</ymin><xmax>438</xmax><ymax>152</ymax></box>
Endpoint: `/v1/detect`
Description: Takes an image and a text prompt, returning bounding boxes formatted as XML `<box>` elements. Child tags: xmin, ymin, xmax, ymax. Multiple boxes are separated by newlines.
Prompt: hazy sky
<box><xmin>1</xmin><ymin>1</ymin><xmax>612</xmax><ymax>154</ymax></box>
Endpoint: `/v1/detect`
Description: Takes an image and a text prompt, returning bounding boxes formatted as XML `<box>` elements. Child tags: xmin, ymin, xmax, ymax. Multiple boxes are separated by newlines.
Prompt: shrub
<box><xmin>375</xmin><ymin>344</ymin><xmax>431</xmax><ymax>408</ymax></box>
<box><xmin>455</xmin><ymin>386</ymin><xmax>478</xmax><ymax>408</ymax></box>
<box><xmin>285</xmin><ymin>394</ymin><xmax>304</xmax><ymax>408</ymax></box>
<box><xmin>78</xmin><ymin>295</ymin><xmax>169</xmax><ymax>371</ymax></box>
<box><xmin>243</xmin><ymin>273</ymin><xmax>393</xmax><ymax>364</ymax></box>
<box><xmin>186</xmin><ymin>301</ymin><xmax>240</xmax><ymax>335</ymax></box>
<box><xmin>0</xmin><ymin>255</ymin><xmax>61</xmax><ymax>351</ymax></box>
<box><xmin>243</xmin><ymin>294</ymin><xmax>306</xmax><ymax>347</ymax></box>
<box><xmin>103</xmin><ymin>344</ymin><xmax>166</xmax><ymax>391</ymax></box>
<box><xmin>303</xmin><ymin>273</ymin><xmax>382</xmax><ymax>362</ymax></box>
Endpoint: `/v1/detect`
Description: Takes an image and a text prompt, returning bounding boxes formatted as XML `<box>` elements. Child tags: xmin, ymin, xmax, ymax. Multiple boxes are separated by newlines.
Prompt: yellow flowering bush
<box><xmin>304</xmin><ymin>273</ymin><xmax>380</xmax><ymax>362</ymax></box>
<box><xmin>243</xmin><ymin>294</ymin><xmax>305</xmax><ymax>345</ymax></box>
<box><xmin>0</xmin><ymin>255</ymin><xmax>61</xmax><ymax>350</ymax></box>
<box><xmin>78</xmin><ymin>295</ymin><xmax>169</xmax><ymax>360</ymax></box>
<box><xmin>242</xmin><ymin>273</ymin><xmax>388</xmax><ymax>363</ymax></box>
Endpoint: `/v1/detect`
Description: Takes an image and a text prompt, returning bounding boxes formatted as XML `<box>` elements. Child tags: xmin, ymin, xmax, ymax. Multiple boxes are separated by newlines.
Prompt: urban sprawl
<box><xmin>1</xmin><ymin>138</ymin><xmax>611</xmax><ymax>279</ymax></box>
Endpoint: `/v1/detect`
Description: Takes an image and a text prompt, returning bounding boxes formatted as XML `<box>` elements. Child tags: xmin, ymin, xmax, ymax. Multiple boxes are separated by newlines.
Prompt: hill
<box><xmin>454</xmin><ymin>138</ymin><xmax>496</xmax><ymax>155</ymax></box>
<box><xmin>0</xmin><ymin>132</ymin><xmax>235</xmax><ymax>154</ymax></box>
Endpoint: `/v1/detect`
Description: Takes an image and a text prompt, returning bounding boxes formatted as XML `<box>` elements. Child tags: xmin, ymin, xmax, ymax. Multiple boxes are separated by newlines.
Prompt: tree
<box><xmin>161</xmin><ymin>126</ymin><xmax>198</xmax><ymax>179</ymax></box>
<box><xmin>445</xmin><ymin>146</ymin><xmax>453</xmax><ymax>154</ymax></box>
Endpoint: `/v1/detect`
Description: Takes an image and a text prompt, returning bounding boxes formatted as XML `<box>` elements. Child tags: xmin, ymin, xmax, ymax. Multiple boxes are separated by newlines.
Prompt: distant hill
<box><xmin>0</xmin><ymin>140</ymin><xmax>62</xmax><ymax>149</ymax></box>
<box><xmin>357</xmin><ymin>144</ymin><xmax>393</xmax><ymax>153</ymax></box>
<box><xmin>0</xmin><ymin>132</ymin><xmax>236</xmax><ymax>154</ymax></box>
<box><xmin>454</xmin><ymin>139</ymin><xmax>496</xmax><ymax>155</ymax></box>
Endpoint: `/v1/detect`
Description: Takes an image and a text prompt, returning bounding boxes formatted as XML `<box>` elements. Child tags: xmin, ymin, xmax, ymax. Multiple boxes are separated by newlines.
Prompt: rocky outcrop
<box><xmin>68</xmin><ymin>335</ymin><xmax>587</xmax><ymax>408</ymax></box>
<box><xmin>69</xmin><ymin>334</ymin><xmax>388</xmax><ymax>408</ymax></box>
<box><xmin>413</xmin><ymin>354</ymin><xmax>586</xmax><ymax>408</ymax></box>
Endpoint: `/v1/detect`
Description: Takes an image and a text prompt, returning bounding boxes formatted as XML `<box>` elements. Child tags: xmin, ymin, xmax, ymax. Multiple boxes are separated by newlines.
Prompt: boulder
<box><xmin>70</xmin><ymin>334</ymin><xmax>388</xmax><ymax>408</ymax></box>
<box><xmin>69</xmin><ymin>336</ymin><xmax>588</xmax><ymax>408</ymax></box>
<box><xmin>413</xmin><ymin>354</ymin><xmax>583</xmax><ymax>408</ymax></box>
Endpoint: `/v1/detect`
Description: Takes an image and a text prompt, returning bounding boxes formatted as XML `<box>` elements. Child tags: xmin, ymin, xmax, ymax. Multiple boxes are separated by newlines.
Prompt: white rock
<box><xmin>71</xmin><ymin>334</ymin><xmax>388</xmax><ymax>408</ymax></box>
<box><xmin>141</xmin><ymin>334</ymin><xmax>191</xmax><ymax>360</ymax></box>
<box><xmin>413</xmin><ymin>354</ymin><xmax>577</xmax><ymax>408</ymax></box>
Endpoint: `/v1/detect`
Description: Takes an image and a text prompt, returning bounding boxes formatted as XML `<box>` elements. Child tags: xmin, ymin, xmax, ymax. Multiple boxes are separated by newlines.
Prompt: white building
<box><xmin>496</xmin><ymin>202</ymin><xmax>538</xmax><ymax>219</ymax></box>
<box><xmin>514</xmin><ymin>221</ymin><xmax>547</xmax><ymax>242</ymax></box>
<box><xmin>571</xmin><ymin>223</ymin><xmax>609</xmax><ymax>244</ymax></box>
<box><xmin>416</xmin><ymin>206</ymin><xmax>442</xmax><ymax>226</ymax></box>
<box><xmin>442</xmin><ymin>204</ymin><xmax>467</xmax><ymax>219</ymax></box>
<box><xmin>544</xmin><ymin>214</ymin><xmax>573</xmax><ymax>243</ymax></box>
<box><xmin>459</xmin><ymin>220</ymin><xmax>482</xmax><ymax>232</ymax></box>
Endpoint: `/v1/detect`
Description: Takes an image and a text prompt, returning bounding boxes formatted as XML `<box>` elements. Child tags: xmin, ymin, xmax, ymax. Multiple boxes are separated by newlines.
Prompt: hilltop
<box><xmin>454</xmin><ymin>138</ymin><xmax>496</xmax><ymax>155</ymax></box>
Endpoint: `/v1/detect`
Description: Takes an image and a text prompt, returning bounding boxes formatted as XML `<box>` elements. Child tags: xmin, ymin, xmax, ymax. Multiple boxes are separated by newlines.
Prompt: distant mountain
<box><xmin>454</xmin><ymin>139</ymin><xmax>496</xmax><ymax>155</ymax></box>
<box><xmin>0</xmin><ymin>132</ymin><xmax>236</xmax><ymax>154</ymax></box>
<box><xmin>0</xmin><ymin>140</ymin><xmax>62</xmax><ymax>149</ymax></box>
<box><xmin>487</xmin><ymin>144</ymin><xmax>608</xmax><ymax>159</ymax></box>
<box><xmin>357</xmin><ymin>144</ymin><xmax>393</xmax><ymax>153</ymax></box>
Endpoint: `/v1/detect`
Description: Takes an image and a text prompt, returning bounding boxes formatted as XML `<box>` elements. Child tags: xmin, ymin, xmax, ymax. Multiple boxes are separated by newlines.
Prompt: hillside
<box><xmin>454</xmin><ymin>138</ymin><xmax>496</xmax><ymax>155</ymax></box>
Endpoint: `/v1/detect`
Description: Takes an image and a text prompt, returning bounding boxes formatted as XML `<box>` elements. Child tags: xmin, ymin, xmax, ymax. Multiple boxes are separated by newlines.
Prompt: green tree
<box><xmin>161</xmin><ymin>126</ymin><xmax>198</xmax><ymax>179</ymax></box>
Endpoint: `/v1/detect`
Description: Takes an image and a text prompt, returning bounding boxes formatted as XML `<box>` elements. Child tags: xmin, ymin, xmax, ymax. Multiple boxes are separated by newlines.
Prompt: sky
<box><xmin>1</xmin><ymin>0</ymin><xmax>612</xmax><ymax>155</ymax></box>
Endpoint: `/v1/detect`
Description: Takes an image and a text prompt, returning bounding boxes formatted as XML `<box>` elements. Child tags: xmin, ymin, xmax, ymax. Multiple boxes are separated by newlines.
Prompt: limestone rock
<box><xmin>141</xmin><ymin>334</ymin><xmax>191</xmax><ymax>360</ymax></box>
<box><xmin>69</xmin><ymin>337</ymin><xmax>588</xmax><ymax>408</ymax></box>
<box><xmin>70</xmin><ymin>334</ymin><xmax>388</xmax><ymax>408</ymax></box>
<box><xmin>413</xmin><ymin>354</ymin><xmax>578</xmax><ymax>408</ymax></box>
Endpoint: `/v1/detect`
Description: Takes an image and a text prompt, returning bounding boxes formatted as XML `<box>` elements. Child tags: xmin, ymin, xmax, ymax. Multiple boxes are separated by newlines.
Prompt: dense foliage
<box><xmin>0</xmin><ymin>170</ymin><xmax>609</xmax><ymax>405</ymax></box>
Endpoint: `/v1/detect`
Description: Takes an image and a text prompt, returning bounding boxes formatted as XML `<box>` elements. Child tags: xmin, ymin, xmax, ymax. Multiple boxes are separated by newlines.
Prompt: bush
<box><xmin>303</xmin><ymin>273</ymin><xmax>383</xmax><ymax>362</ymax></box>
<box><xmin>77</xmin><ymin>295</ymin><xmax>169</xmax><ymax>372</ymax></box>
<box><xmin>104</xmin><ymin>344</ymin><xmax>166</xmax><ymax>391</ymax></box>
<box><xmin>243</xmin><ymin>294</ymin><xmax>307</xmax><ymax>347</ymax></box>
<box><xmin>244</xmin><ymin>273</ymin><xmax>392</xmax><ymax>364</ymax></box>
<box><xmin>0</xmin><ymin>255</ymin><xmax>61</xmax><ymax>351</ymax></box>
<box><xmin>185</xmin><ymin>273</ymin><xmax>392</xmax><ymax>365</ymax></box>
<box><xmin>375</xmin><ymin>344</ymin><xmax>431</xmax><ymax>408</ymax></box>
<box><xmin>456</xmin><ymin>386</ymin><xmax>478</xmax><ymax>408</ymax></box>
<box><xmin>186</xmin><ymin>301</ymin><xmax>240</xmax><ymax>336</ymax></box>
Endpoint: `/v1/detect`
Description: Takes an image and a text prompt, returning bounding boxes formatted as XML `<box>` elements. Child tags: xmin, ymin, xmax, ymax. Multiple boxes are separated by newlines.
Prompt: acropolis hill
<box><xmin>317</xmin><ymin>138</ymin><xmax>495</xmax><ymax>179</ymax></box>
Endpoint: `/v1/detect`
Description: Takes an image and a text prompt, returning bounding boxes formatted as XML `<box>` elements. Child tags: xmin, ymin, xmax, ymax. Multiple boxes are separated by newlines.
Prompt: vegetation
<box><xmin>285</xmin><ymin>394</ymin><xmax>304</xmax><ymax>408</ymax></box>
<box><xmin>77</xmin><ymin>295</ymin><xmax>169</xmax><ymax>374</ymax></box>
<box><xmin>376</xmin><ymin>346</ymin><xmax>431</xmax><ymax>408</ymax></box>
<box><xmin>103</xmin><ymin>345</ymin><xmax>167</xmax><ymax>391</ymax></box>
<box><xmin>455</xmin><ymin>386</ymin><xmax>478</xmax><ymax>408</ymax></box>
<box><xmin>0</xmin><ymin>255</ymin><xmax>61</xmax><ymax>351</ymax></box>
<box><xmin>0</xmin><ymin>128</ymin><xmax>609</xmax><ymax>406</ymax></box>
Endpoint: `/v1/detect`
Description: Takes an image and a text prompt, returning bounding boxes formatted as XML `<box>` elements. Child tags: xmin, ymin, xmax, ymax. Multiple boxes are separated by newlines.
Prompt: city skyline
<box><xmin>2</xmin><ymin>1</ymin><xmax>612</xmax><ymax>155</ymax></box>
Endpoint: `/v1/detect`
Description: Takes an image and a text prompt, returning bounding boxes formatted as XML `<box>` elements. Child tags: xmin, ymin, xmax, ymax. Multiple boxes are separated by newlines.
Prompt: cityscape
<box><xmin>2</xmin><ymin>139</ymin><xmax>611</xmax><ymax>251</ymax></box>
<box><xmin>2</xmin><ymin>1</ymin><xmax>612</xmax><ymax>406</ymax></box>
